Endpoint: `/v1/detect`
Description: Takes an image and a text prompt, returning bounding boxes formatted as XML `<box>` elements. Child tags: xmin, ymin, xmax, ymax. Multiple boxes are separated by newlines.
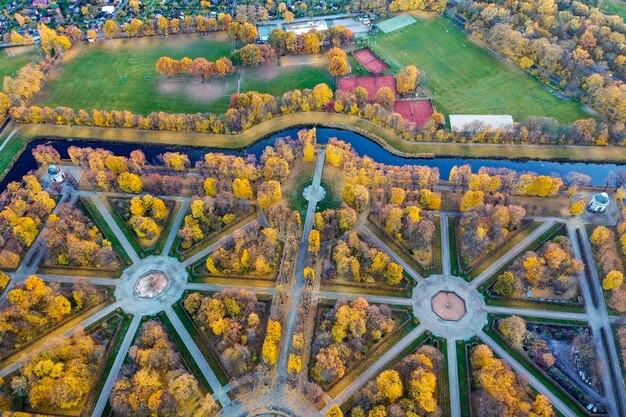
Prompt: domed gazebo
<box><xmin>47</xmin><ymin>164</ymin><xmax>65</xmax><ymax>183</ymax></box>
<box><xmin>588</xmin><ymin>192</ymin><xmax>610</xmax><ymax>214</ymax></box>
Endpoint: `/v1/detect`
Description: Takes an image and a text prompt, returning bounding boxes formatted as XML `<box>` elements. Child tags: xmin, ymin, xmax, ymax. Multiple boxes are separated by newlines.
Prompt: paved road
<box><xmin>181</xmin><ymin>219</ymin><xmax>258</xmax><ymax>268</ymax></box>
<box><xmin>0</xmin><ymin>301</ymin><xmax>121</xmax><ymax>377</ymax></box>
<box><xmin>447</xmin><ymin>339</ymin><xmax>461</xmax><ymax>417</ymax></box>
<box><xmin>93</xmin><ymin>314</ymin><xmax>142</xmax><ymax>417</ymax></box>
<box><xmin>90</xmin><ymin>195</ymin><xmax>140</xmax><ymax>263</ymax></box>
<box><xmin>301</xmin><ymin>150</ymin><xmax>326</xmax><ymax>238</ymax></box>
<box><xmin>441</xmin><ymin>215</ymin><xmax>451</xmax><ymax>277</ymax></box>
<box><xmin>571</xmin><ymin>224</ymin><xmax>625</xmax><ymax>416</ymax></box>
<box><xmin>317</xmin><ymin>291</ymin><xmax>412</xmax><ymax>306</ymax></box>
<box><xmin>322</xmin><ymin>324</ymin><xmax>426</xmax><ymax>413</ymax></box>
<box><xmin>277</xmin><ymin>150</ymin><xmax>326</xmax><ymax>379</ymax></box>
<box><xmin>0</xmin><ymin>126</ymin><xmax>20</xmax><ymax>153</ymax></box>
<box><xmin>186</xmin><ymin>282</ymin><xmax>276</xmax><ymax>295</ymax></box>
<box><xmin>164</xmin><ymin>306</ymin><xmax>230</xmax><ymax>406</ymax></box>
<box><xmin>360</xmin><ymin>226</ymin><xmax>425</xmax><ymax>283</ymax></box>
<box><xmin>484</xmin><ymin>305</ymin><xmax>589</xmax><ymax>322</ymax></box>
<box><xmin>470</xmin><ymin>220</ymin><xmax>556</xmax><ymax>289</ymax></box>
<box><xmin>162</xmin><ymin>199</ymin><xmax>190</xmax><ymax>255</ymax></box>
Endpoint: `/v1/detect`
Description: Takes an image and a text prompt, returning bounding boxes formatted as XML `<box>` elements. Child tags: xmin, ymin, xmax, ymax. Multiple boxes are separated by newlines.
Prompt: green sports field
<box><xmin>0</xmin><ymin>45</ymin><xmax>40</xmax><ymax>81</ymax></box>
<box><xmin>599</xmin><ymin>0</ymin><xmax>626</xmax><ymax>20</ymax></box>
<box><xmin>33</xmin><ymin>33</ymin><xmax>332</xmax><ymax>115</ymax></box>
<box><xmin>371</xmin><ymin>15</ymin><xmax>589</xmax><ymax>123</ymax></box>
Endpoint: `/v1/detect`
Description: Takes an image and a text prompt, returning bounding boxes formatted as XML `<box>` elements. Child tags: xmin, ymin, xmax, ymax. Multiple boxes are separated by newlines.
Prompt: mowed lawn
<box><xmin>0</xmin><ymin>45</ymin><xmax>40</xmax><ymax>81</ymax></box>
<box><xmin>33</xmin><ymin>33</ymin><xmax>333</xmax><ymax>115</ymax></box>
<box><xmin>600</xmin><ymin>0</ymin><xmax>626</xmax><ymax>20</ymax></box>
<box><xmin>372</xmin><ymin>15</ymin><xmax>589</xmax><ymax>123</ymax></box>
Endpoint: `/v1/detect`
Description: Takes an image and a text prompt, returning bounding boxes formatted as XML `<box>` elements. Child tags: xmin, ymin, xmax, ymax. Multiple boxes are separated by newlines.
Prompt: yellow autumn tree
<box><xmin>377</xmin><ymin>370</ymin><xmax>403</xmax><ymax>402</ymax></box>
<box><xmin>262</xmin><ymin>320</ymin><xmax>281</xmax><ymax>365</ymax></box>
<box><xmin>287</xmin><ymin>354</ymin><xmax>302</xmax><ymax>374</ymax></box>
<box><xmin>233</xmin><ymin>178</ymin><xmax>253</xmax><ymax>199</ymax></box>
<box><xmin>117</xmin><ymin>172</ymin><xmax>143</xmax><ymax>193</ymax></box>
<box><xmin>603</xmin><ymin>270</ymin><xmax>624</xmax><ymax>290</ymax></box>
<box><xmin>460</xmin><ymin>190</ymin><xmax>484</xmax><ymax>212</ymax></box>
<box><xmin>570</xmin><ymin>199</ymin><xmax>585</xmax><ymax>215</ymax></box>
<box><xmin>308</xmin><ymin>229</ymin><xmax>320</xmax><ymax>255</ymax></box>
<box><xmin>326</xmin><ymin>405</ymin><xmax>343</xmax><ymax>417</ymax></box>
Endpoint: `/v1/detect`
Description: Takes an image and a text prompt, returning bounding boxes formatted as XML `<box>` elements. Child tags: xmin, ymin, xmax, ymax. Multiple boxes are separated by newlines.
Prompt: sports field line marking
<box><xmin>0</xmin><ymin>127</ymin><xmax>20</xmax><ymax>153</ymax></box>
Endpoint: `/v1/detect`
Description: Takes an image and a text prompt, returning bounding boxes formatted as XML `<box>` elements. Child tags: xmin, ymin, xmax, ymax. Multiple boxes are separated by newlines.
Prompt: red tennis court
<box><xmin>338</xmin><ymin>75</ymin><xmax>397</xmax><ymax>101</ymax></box>
<box><xmin>353</xmin><ymin>49</ymin><xmax>389</xmax><ymax>73</ymax></box>
<box><xmin>393</xmin><ymin>100</ymin><xmax>434</xmax><ymax>128</ymax></box>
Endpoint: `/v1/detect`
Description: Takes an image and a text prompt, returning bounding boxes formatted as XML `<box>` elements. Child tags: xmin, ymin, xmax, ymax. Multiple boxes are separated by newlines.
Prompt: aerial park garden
<box><xmin>0</xmin><ymin>0</ymin><xmax>624</xmax><ymax>417</ymax></box>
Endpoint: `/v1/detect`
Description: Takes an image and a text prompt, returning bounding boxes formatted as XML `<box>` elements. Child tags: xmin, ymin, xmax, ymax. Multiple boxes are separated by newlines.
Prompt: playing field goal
<box><xmin>376</xmin><ymin>14</ymin><xmax>417</xmax><ymax>33</ymax></box>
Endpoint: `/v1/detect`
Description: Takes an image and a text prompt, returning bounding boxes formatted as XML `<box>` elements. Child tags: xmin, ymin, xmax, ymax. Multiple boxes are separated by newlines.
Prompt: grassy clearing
<box><xmin>448</xmin><ymin>216</ymin><xmax>461</xmax><ymax>276</ymax></box>
<box><xmin>0</xmin><ymin>45</ymin><xmax>40</xmax><ymax>81</ymax></box>
<box><xmin>33</xmin><ymin>33</ymin><xmax>332</xmax><ymax>115</ymax></box>
<box><xmin>599</xmin><ymin>0</ymin><xmax>626</xmax><ymax>19</ymax></box>
<box><xmin>372</xmin><ymin>14</ymin><xmax>588</xmax><ymax>123</ymax></box>
<box><xmin>486</xmin><ymin>297</ymin><xmax>586</xmax><ymax>312</ymax></box>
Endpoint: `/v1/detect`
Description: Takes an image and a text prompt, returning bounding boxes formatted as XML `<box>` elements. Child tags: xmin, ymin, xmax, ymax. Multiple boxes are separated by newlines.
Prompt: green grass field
<box><xmin>0</xmin><ymin>45</ymin><xmax>40</xmax><ymax>81</ymax></box>
<box><xmin>372</xmin><ymin>15</ymin><xmax>589</xmax><ymax>123</ymax></box>
<box><xmin>33</xmin><ymin>33</ymin><xmax>333</xmax><ymax>115</ymax></box>
<box><xmin>599</xmin><ymin>0</ymin><xmax>626</xmax><ymax>20</ymax></box>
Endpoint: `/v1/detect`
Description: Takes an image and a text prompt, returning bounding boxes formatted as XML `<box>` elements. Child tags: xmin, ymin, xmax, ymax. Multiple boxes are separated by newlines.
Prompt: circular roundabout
<box><xmin>412</xmin><ymin>275</ymin><xmax>487</xmax><ymax>340</ymax></box>
<box><xmin>115</xmin><ymin>256</ymin><xmax>188</xmax><ymax>315</ymax></box>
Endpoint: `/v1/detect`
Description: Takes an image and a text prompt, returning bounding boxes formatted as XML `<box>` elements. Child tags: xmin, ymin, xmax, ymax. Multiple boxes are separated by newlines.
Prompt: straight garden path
<box><xmin>164</xmin><ymin>306</ymin><xmax>231</xmax><ymax>406</ymax></box>
<box><xmin>317</xmin><ymin>291</ymin><xmax>413</xmax><ymax>306</ymax></box>
<box><xmin>570</xmin><ymin>223</ymin><xmax>625</xmax><ymax>416</ymax></box>
<box><xmin>90</xmin><ymin>195</ymin><xmax>140</xmax><ymax>263</ymax></box>
<box><xmin>92</xmin><ymin>314</ymin><xmax>141</xmax><ymax>417</ymax></box>
<box><xmin>478</xmin><ymin>330</ymin><xmax>578</xmax><ymax>417</ymax></box>
<box><xmin>360</xmin><ymin>225</ymin><xmax>425</xmax><ymax>283</ymax></box>
<box><xmin>484</xmin><ymin>305</ymin><xmax>589</xmax><ymax>322</ymax></box>
<box><xmin>441</xmin><ymin>215</ymin><xmax>451</xmax><ymax>277</ymax></box>
<box><xmin>469</xmin><ymin>220</ymin><xmax>556</xmax><ymax>289</ymax></box>
<box><xmin>322</xmin><ymin>324</ymin><xmax>426</xmax><ymax>414</ymax></box>
<box><xmin>181</xmin><ymin>219</ymin><xmax>259</xmax><ymax>268</ymax></box>
<box><xmin>162</xmin><ymin>198</ymin><xmax>190</xmax><ymax>256</ymax></box>
<box><xmin>446</xmin><ymin>339</ymin><xmax>461</xmax><ymax>417</ymax></box>
<box><xmin>277</xmin><ymin>149</ymin><xmax>326</xmax><ymax>380</ymax></box>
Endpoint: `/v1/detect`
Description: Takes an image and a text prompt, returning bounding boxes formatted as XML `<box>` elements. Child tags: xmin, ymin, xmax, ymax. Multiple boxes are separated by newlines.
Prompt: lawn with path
<box><xmin>32</xmin><ymin>33</ymin><xmax>332</xmax><ymax>115</ymax></box>
<box><xmin>371</xmin><ymin>14</ymin><xmax>589</xmax><ymax>123</ymax></box>
<box><xmin>0</xmin><ymin>45</ymin><xmax>40</xmax><ymax>81</ymax></box>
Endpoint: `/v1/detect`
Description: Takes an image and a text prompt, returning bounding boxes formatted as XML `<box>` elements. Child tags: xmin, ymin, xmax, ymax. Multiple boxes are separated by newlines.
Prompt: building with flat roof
<box><xmin>449</xmin><ymin>114</ymin><xmax>514</xmax><ymax>132</ymax></box>
<box><xmin>282</xmin><ymin>19</ymin><xmax>328</xmax><ymax>35</ymax></box>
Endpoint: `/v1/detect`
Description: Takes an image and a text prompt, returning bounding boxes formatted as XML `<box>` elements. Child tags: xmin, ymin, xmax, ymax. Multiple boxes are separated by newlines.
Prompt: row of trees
<box><xmin>111</xmin><ymin>321</ymin><xmax>217</xmax><ymax>417</ymax></box>
<box><xmin>590</xmin><ymin>224</ymin><xmax>626</xmax><ymax>312</ymax></box>
<box><xmin>184</xmin><ymin>289</ymin><xmax>266</xmax><ymax>378</ymax></box>
<box><xmin>268</xmin><ymin>25</ymin><xmax>354</xmax><ymax>56</ymax></box>
<box><xmin>450</xmin><ymin>164</ymin><xmax>563</xmax><ymax>197</ymax></box>
<box><xmin>349</xmin><ymin>344</ymin><xmax>444</xmax><ymax>417</ymax></box>
<box><xmin>155</xmin><ymin>56</ymin><xmax>235</xmax><ymax>79</ymax></box>
<box><xmin>471</xmin><ymin>344</ymin><xmax>556</xmax><ymax>417</ymax></box>
<box><xmin>0</xmin><ymin>276</ymin><xmax>104</xmax><ymax>355</ymax></box>
<box><xmin>43</xmin><ymin>203</ymin><xmax>118</xmax><ymax>268</ymax></box>
<box><xmin>311</xmin><ymin>298</ymin><xmax>396</xmax><ymax>385</ymax></box>
<box><xmin>205</xmin><ymin>225</ymin><xmax>280</xmax><ymax>276</ymax></box>
<box><xmin>330</xmin><ymin>232</ymin><xmax>405</xmax><ymax>285</ymax></box>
